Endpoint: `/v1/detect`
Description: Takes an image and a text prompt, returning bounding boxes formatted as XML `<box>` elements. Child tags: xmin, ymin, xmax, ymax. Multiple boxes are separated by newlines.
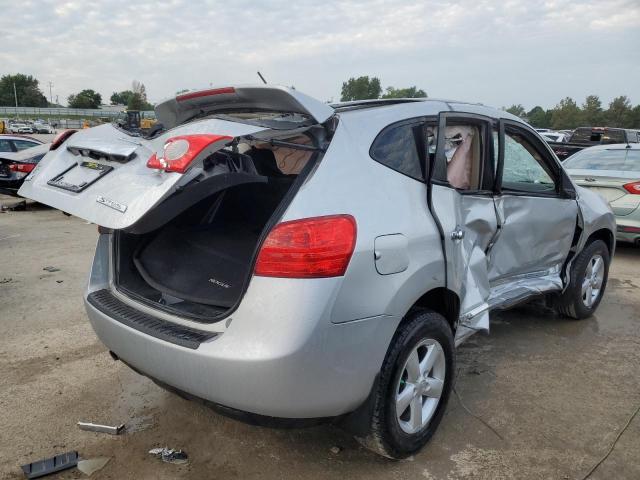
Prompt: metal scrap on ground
<box><xmin>78</xmin><ymin>421</ymin><xmax>125</xmax><ymax>435</ymax></box>
<box><xmin>149</xmin><ymin>447</ymin><xmax>189</xmax><ymax>464</ymax></box>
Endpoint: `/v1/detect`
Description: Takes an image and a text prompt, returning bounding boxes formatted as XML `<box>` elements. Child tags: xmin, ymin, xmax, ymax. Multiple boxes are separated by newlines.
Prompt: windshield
<box><xmin>564</xmin><ymin>148</ymin><xmax>640</xmax><ymax>171</ymax></box>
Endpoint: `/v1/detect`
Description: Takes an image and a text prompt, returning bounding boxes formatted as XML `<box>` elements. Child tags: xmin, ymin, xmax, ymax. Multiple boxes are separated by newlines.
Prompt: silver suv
<box><xmin>20</xmin><ymin>86</ymin><xmax>615</xmax><ymax>458</ymax></box>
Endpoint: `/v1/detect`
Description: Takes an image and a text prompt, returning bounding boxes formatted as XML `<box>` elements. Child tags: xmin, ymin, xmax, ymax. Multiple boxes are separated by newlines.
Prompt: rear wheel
<box><xmin>556</xmin><ymin>239</ymin><xmax>610</xmax><ymax>319</ymax></box>
<box><xmin>363</xmin><ymin>310</ymin><xmax>454</xmax><ymax>458</ymax></box>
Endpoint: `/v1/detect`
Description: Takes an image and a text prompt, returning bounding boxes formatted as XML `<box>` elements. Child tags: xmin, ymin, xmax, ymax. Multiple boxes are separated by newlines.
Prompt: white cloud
<box><xmin>0</xmin><ymin>0</ymin><xmax>638</xmax><ymax>108</ymax></box>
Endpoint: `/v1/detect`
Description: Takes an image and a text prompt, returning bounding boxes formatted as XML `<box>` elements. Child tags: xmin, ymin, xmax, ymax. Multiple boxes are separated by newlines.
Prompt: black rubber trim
<box><xmin>87</xmin><ymin>289</ymin><xmax>217</xmax><ymax>349</ymax></box>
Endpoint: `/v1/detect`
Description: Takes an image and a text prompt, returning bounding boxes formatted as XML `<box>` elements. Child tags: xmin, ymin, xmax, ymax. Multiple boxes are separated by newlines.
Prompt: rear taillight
<box><xmin>254</xmin><ymin>215</ymin><xmax>357</xmax><ymax>278</ymax></box>
<box><xmin>623</xmin><ymin>181</ymin><xmax>640</xmax><ymax>195</ymax></box>
<box><xmin>147</xmin><ymin>134</ymin><xmax>232</xmax><ymax>174</ymax></box>
<box><xmin>9</xmin><ymin>163</ymin><xmax>35</xmax><ymax>173</ymax></box>
<box><xmin>50</xmin><ymin>129</ymin><xmax>77</xmax><ymax>150</ymax></box>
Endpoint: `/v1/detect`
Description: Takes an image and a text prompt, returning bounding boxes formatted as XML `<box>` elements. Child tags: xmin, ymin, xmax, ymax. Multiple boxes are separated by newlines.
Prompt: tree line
<box><xmin>0</xmin><ymin>74</ymin><xmax>153</xmax><ymax>110</ymax></box>
<box><xmin>505</xmin><ymin>95</ymin><xmax>639</xmax><ymax>130</ymax></box>
<box><xmin>340</xmin><ymin>76</ymin><xmax>426</xmax><ymax>101</ymax></box>
<box><xmin>2</xmin><ymin>72</ymin><xmax>638</xmax><ymax>129</ymax></box>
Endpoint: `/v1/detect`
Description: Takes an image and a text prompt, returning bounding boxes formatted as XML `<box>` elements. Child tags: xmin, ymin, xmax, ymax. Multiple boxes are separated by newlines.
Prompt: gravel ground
<box><xmin>1</xmin><ymin>198</ymin><xmax>638</xmax><ymax>479</ymax></box>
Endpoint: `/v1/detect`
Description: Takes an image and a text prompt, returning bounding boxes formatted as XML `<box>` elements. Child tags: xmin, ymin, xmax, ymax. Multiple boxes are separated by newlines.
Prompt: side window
<box><xmin>0</xmin><ymin>140</ymin><xmax>13</xmax><ymax>152</ymax></box>
<box><xmin>432</xmin><ymin>122</ymin><xmax>486</xmax><ymax>191</ymax></box>
<box><xmin>501</xmin><ymin>130</ymin><xmax>556</xmax><ymax>194</ymax></box>
<box><xmin>371</xmin><ymin>123</ymin><xmax>423</xmax><ymax>181</ymax></box>
<box><xmin>12</xmin><ymin>140</ymin><xmax>39</xmax><ymax>151</ymax></box>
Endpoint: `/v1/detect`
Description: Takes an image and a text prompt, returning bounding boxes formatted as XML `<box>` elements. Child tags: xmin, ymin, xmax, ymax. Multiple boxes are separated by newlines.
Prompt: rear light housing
<box><xmin>617</xmin><ymin>225</ymin><xmax>640</xmax><ymax>234</ymax></box>
<box><xmin>623</xmin><ymin>181</ymin><xmax>640</xmax><ymax>195</ymax></box>
<box><xmin>147</xmin><ymin>134</ymin><xmax>232</xmax><ymax>174</ymax></box>
<box><xmin>255</xmin><ymin>215</ymin><xmax>357</xmax><ymax>278</ymax></box>
<box><xmin>50</xmin><ymin>129</ymin><xmax>77</xmax><ymax>150</ymax></box>
<box><xmin>9</xmin><ymin>163</ymin><xmax>36</xmax><ymax>173</ymax></box>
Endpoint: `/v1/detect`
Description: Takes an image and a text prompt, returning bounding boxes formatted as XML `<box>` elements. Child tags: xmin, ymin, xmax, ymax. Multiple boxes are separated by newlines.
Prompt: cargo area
<box><xmin>114</xmin><ymin>138</ymin><xmax>316</xmax><ymax>322</ymax></box>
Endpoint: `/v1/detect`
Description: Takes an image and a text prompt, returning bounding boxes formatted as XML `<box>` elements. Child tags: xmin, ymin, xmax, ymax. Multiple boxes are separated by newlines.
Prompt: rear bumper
<box><xmin>616</xmin><ymin>217</ymin><xmax>640</xmax><ymax>244</ymax></box>
<box><xmin>85</xmin><ymin>294</ymin><xmax>397</xmax><ymax>418</ymax></box>
<box><xmin>85</xmin><ymin>235</ymin><xmax>399</xmax><ymax>418</ymax></box>
<box><xmin>0</xmin><ymin>179</ymin><xmax>22</xmax><ymax>196</ymax></box>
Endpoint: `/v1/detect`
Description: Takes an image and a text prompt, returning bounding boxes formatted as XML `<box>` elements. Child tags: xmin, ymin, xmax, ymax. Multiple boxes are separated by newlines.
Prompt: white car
<box><xmin>9</xmin><ymin>123</ymin><xmax>35</xmax><ymax>134</ymax></box>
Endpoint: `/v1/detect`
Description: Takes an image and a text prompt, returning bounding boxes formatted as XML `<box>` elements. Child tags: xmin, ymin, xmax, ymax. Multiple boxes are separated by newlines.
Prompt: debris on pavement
<box><xmin>42</xmin><ymin>266</ymin><xmax>60</xmax><ymax>273</ymax></box>
<box><xmin>330</xmin><ymin>446</ymin><xmax>342</xmax><ymax>454</ymax></box>
<box><xmin>77</xmin><ymin>457</ymin><xmax>111</xmax><ymax>476</ymax></box>
<box><xmin>78</xmin><ymin>421</ymin><xmax>125</xmax><ymax>435</ymax></box>
<box><xmin>1</xmin><ymin>199</ymin><xmax>26</xmax><ymax>212</ymax></box>
<box><xmin>0</xmin><ymin>278</ymin><xmax>12</xmax><ymax>284</ymax></box>
<box><xmin>21</xmin><ymin>451</ymin><xmax>78</xmax><ymax>479</ymax></box>
<box><xmin>148</xmin><ymin>447</ymin><xmax>189</xmax><ymax>464</ymax></box>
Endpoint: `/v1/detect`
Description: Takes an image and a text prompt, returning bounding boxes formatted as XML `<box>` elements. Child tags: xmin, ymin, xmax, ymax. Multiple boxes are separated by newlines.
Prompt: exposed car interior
<box><xmin>115</xmin><ymin>135</ymin><xmax>316</xmax><ymax>321</ymax></box>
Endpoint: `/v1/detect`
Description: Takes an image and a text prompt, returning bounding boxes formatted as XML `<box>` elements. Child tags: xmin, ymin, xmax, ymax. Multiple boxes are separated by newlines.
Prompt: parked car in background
<box><xmin>0</xmin><ymin>134</ymin><xmax>43</xmax><ymax>153</ymax></box>
<box><xmin>565</xmin><ymin>144</ymin><xmax>640</xmax><ymax>245</ymax></box>
<box><xmin>0</xmin><ymin>143</ymin><xmax>50</xmax><ymax>196</ymax></box>
<box><xmin>19</xmin><ymin>86</ymin><xmax>616</xmax><ymax>458</ymax></box>
<box><xmin>541</xmin><ymin>131</ymin><xmax>570</xmax><ymax>143</ymax></box>
<box><xmin>33</xmin><ymin>122</ymin><xmax>56</xmax><ymax>134</ymax></box>
<box><xmin>8</xmin><ymin>123</ymin><xmax>27</xmax><ymax>134</ymax></box>
<box><xmin>549</xmin><ymin>127</ymin><xmax>640</xmax><ymax>161</ymax></box>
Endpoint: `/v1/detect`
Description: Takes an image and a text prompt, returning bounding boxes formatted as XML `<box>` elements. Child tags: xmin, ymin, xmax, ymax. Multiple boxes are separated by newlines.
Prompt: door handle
<box><xmin>450</xmin><ymin>228</ymin><xmax>465</xmax><ymax>241</ymax></box>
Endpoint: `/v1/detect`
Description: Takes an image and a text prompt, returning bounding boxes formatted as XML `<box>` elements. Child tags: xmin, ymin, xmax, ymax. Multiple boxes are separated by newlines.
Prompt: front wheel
<box><xmin>555</xmin><ymin>239</ymin><xmax>610</xmax><ymax>319</ymax></box>
<box><xmin>363</xmin><ymin>310</ymin><xmax>455</xmax><ymax>459</ymax></box>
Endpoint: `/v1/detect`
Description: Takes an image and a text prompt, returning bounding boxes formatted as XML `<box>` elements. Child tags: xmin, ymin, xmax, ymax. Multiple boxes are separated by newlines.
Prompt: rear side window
<box><xmin>370</xmin><ymin>123</ymin><xmax>423</xmax><ymax>181</ymax></box>
<box><xmin>0</xmin><ymin>140</ymin><xmax>12</xmax><ymax>152</ymax></box>
<box><xmin>564</xmin><ymin>149</ymin><xmax>640</xmax><ymax>171</ymax></box>
<box><xmin>12</xmin><ymin>140</ymin><xmax>39</xmax><ymax>151</ymax></box>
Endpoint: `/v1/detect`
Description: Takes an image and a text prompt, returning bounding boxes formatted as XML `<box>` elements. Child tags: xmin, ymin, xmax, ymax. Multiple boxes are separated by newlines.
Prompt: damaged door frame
<box><xmin>427</xmin><ymin>111</ymin><xmax>499</xmax><ymax>344</ymax></box>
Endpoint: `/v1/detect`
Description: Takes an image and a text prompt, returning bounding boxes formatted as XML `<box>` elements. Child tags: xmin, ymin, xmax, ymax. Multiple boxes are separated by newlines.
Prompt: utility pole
<box><xmin>13</xmin><ymin>82</ymin><xmax>18</xmax><ymax>119</ymax></box>
<box><xmin>48</xmin><ymin>81</ymin><xmax>54</xmax><ymax>105</ymax></box>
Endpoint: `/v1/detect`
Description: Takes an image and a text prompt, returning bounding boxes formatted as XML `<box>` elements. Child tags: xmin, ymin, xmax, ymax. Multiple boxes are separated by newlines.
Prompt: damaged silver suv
<box><xmin>20</xmin><ymin>86</ymin><xmax>615</xmax><ymax>458</ymax></box>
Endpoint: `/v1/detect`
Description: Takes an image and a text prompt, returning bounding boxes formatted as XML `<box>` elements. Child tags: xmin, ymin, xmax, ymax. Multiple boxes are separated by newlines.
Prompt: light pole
<box><xmin>13</xmin><ymin>82</ymin><xmax>18</xmax><ymax>119</ymax></box>
<box><xmin>48</xmin><ymin>81</ymin><xmax>54</xmax><ymax>105</ymax></box>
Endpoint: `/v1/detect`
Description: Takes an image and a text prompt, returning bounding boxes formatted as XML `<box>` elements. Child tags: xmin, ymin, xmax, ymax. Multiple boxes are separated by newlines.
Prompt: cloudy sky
<box><xmin>1</xmin><ymin>0</ymin><xmax>638</xmax><ymax>109</ymax></box>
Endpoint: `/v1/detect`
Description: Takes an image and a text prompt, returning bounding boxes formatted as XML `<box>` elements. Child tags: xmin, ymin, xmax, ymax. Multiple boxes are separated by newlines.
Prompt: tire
<box><xmin>555</xmin><ymin>239</ymin><xmax>610</xmax><ymax>319</ymax></box>
<box><xmin>362</xmin><ymin>310</ymin><xmax>455</xmax><ymax>459</ymax></box>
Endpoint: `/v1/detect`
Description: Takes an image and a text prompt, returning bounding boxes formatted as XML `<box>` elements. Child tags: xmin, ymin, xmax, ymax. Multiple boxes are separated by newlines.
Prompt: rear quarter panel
<box><xmin>278</xmin><ymin>111</ymin><xmax>447</xmax><ymax>324</ymax></box>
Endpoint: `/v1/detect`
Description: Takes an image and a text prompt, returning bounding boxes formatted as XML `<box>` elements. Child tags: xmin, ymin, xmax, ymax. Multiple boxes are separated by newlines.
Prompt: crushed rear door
<box><xmin>18</xmin><ymin>119</ymin><xmax>269</xmax><ymax>230</ymax></box>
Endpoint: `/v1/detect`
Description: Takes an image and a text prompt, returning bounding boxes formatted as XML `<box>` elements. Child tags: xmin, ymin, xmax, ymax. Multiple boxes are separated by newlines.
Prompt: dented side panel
<box><xmin>430</xmin><ymin>186</ymin><xmax>497</xmax><ymax>344</ymax></box>
<box><xmin>488</xmin><ymin>195</ymin><xmax>578</xmax><ymax>283</ymax></box>
<box><xmin>574</xmin><ymin>186</ymin><xmax>617</xmax><ymax>252</ymax></box>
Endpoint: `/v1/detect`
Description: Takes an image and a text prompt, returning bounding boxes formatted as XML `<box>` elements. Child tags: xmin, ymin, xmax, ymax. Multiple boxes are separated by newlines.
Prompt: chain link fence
<box><xmin>0</xmin><ymin>106</ymin><xmax>155</xmax><ymax>129</ymax></box>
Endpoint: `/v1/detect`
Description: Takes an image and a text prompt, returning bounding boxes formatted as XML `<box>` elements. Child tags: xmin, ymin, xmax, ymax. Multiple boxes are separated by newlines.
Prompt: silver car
<box><xmin>19</xmin><ymin>86</ymin><xmax>615</xmax><ymax>458</ymax></box>
<box><xmin>564</xmin><ymin>143</ymin><xmax>640</xmax><ymax>245</ymax></box>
